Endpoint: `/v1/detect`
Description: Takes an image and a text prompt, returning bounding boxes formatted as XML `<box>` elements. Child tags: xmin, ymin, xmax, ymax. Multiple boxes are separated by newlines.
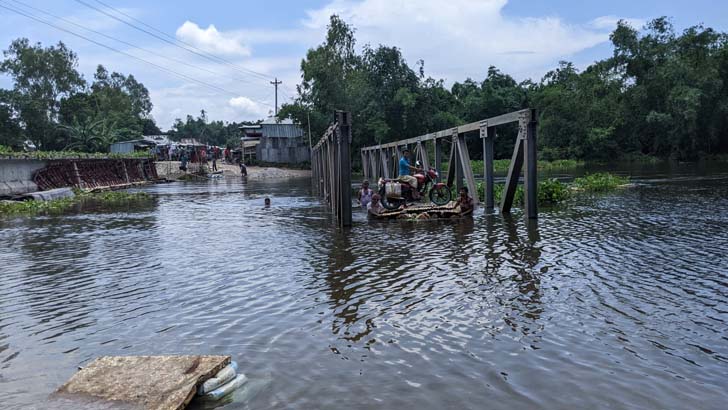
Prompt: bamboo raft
<box><xmin>371</xmin><ymin>201</ymin><xmax>472</xmax><ymax>220</ymax></box>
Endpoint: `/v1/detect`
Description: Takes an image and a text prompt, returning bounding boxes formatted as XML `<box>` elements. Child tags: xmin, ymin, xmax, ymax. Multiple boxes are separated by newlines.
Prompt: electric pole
<box><xmin>270</xmin><ymin>77</ymin><xmax>282</xmax><ymax>120</ymax></box>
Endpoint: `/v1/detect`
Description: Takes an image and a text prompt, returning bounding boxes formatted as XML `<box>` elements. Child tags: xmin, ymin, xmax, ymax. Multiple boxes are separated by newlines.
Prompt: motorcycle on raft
<box><xmin>377</xmin><ymin>161</ymin><xmax>452</xmax><ymax>210</ymax></box>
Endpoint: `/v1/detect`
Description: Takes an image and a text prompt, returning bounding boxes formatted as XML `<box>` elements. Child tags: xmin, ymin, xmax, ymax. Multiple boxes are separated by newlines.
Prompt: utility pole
<box><xmin>270</xmin><ymin>77</ymin><xmax>282</xmax><ymax>120</ymax></box>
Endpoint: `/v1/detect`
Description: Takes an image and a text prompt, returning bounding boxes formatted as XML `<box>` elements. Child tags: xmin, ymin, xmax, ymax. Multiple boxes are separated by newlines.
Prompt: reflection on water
<box><xmin>1</xmin><ymin>164</ymin><xmax>728</xmax><ymax>410</ymax></box>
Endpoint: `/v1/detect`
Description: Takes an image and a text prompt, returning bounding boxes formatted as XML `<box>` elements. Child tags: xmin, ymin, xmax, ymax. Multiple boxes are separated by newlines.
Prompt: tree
<box><xmin>58</xmin><ymin>118</ymin><xmax>122</xmax><ymax>152</ymax></box>
<box><xmin>0</xmin><ymin>90</ymin><xmax>23</xmax><ymax>148</ymax></box>
<box><xmin>0</xmin><ymin>38</ymin><xmax>85</xmax><ymax>149</ymax></box>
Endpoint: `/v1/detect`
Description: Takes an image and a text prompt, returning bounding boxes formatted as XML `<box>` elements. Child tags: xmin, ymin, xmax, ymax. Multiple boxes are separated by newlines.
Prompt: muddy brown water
<box><xmin>1</xmin><ymin>162</ymin><xmax>727</xmax><ymax>409</ymax></box>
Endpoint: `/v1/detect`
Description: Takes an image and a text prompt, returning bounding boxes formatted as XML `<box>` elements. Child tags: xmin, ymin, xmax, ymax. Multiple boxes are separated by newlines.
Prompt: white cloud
<box><xmin>300</xmin><ymin>0</ymin><xmax>633</xmax><ymax>81</ymax></box>
<box><xmin>1</xmin><ymin>0</ymin><xmax>645</xmax><ymax>129</ymax></box>
<box><xmin>590</xmin><ymin>15</ymin><xmax>646</xmax><ymax>30</ymax></box>
<box><xmin>176</xmin><ymin>21</ymin><xmax>251</xmax><ymax>56</ymax></box>
<box><xmin>228</xmin><ymin>96</ymin><xmax>269</xmax><ymax>117</ymax></box>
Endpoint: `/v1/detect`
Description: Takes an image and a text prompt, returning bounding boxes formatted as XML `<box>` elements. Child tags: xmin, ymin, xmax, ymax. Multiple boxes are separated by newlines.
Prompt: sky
<box><xmin>0</xmin><ymin>0</ymin><xmax>726</xmax><ymax>130</ymax></box>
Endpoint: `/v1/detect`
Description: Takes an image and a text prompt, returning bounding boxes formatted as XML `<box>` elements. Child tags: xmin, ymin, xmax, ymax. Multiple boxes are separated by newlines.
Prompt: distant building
<box><xmin>109</xmin><ymin>135</ymin><xmax>172</xmax><ymax>154</ymax></box>
<box><xmin>240</xmin><ymin>118</ymin><xmax>310</xmax><ymax>164</ymax></box>
<box><xmin>110</xmin><ymin>139</ymin><xmax>154</xmax><ymax>154</ymax></box>
<box><xmin>178</xmin><ymin>138</ymin><xmax>203</xmax><ymax>147</ymax></box>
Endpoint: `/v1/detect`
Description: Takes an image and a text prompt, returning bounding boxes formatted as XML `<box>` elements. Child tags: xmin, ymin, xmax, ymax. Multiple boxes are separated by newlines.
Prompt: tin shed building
<box><xmin>241</xmin><ymin>118</ymin><xmax>310</xmax><ymax>164</ymax></box>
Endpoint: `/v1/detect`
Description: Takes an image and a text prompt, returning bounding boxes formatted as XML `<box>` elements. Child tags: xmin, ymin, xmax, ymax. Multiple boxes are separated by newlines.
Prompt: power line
<box><xmin>75</xmin><ymin>0</ymin><xmax>273</xmax><ymax>83</ymax></box>
<box><xmin>0</xmin><ymin>1</ymin><xmax>273</xmax><ymax>107</ymax></box>
<box><xmin>7</xmin><ymin>0</ymin><xmax>268</xmax><ymax>89</ymax></box>
<box><xmin>94</xmin><ymin>0</ymin><xmax>271</xmax><ymax>79</ymax></box>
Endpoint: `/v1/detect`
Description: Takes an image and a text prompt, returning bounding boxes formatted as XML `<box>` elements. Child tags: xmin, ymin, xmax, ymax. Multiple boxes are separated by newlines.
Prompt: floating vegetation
<box><xmin>459</xmin><ymin>172</ymin><xmax>628</xmax><ymax>207</ymax></box>
<box><xmin>572</xmin><ymin>173</ymin><xmax>629</xmax><ymax>192</ymax></box>
<box><xmin>0</xmin><ymin>191</ymin><xmax>152</xmax><ymax>216</ymax></box>
<box><xmin>473</xmin><ymin>178</ymin><xmax>570</xmax><ymax>206</ymax></box>
<box><xmin>0</xmin><ymin>197</ymin><xmax>78</xmax><ymax>215</ymax></box>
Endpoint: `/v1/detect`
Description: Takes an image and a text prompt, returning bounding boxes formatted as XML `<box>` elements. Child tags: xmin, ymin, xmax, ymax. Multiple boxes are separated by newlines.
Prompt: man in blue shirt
<box><xmin>399</xmin><ymin>149</ymin><xmax>418</xmax><ymax>176</ymax></box>
<box><xmin>397</xmin><ymin>149</ymin><xmax>420</xmax><ymax>198</ymax></box>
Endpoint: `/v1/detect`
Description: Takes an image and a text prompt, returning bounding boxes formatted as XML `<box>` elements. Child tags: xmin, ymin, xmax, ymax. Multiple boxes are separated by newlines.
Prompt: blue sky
<box><xmin>1</xmin><ymin>0</ymin><xmax>726</xmax><ymax>129</ymax></box>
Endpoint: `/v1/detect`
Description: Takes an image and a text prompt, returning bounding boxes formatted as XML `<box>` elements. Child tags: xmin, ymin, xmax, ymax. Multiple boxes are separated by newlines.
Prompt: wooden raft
<box><xmin>56</xmin><ymin>355</ymin><xmax>231</xmax><ymax>410</ymax></box>
<box><xmin>372</xmin><ymin>201</ymin><xmax>471</xmax><ymax>220</ymax></box>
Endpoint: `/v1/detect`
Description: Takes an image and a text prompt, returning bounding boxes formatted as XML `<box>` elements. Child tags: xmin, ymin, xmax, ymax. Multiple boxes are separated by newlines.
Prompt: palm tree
<box><xmin>58</xmin><ymin>117</ymin><xmax>126</xmax><ymax>152</ymax></box>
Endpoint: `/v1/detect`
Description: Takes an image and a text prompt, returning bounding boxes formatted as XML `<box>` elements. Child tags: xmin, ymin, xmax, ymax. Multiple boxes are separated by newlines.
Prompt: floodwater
<box><xmin>1</xmin><ymin>162</ymin><xmax>727</xmax><ymax>410</ymax></box>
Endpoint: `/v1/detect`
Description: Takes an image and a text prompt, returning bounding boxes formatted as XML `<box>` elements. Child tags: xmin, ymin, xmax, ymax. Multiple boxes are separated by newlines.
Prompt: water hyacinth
<box><xmin>572</xmin><ymin>173</ymin><xmax>629</xmax><ymax>192</ymax></box>
<box><xmin>0</xmin><ymin>191</ymin><xmax>152</xmax><ymax>216</ymax></box>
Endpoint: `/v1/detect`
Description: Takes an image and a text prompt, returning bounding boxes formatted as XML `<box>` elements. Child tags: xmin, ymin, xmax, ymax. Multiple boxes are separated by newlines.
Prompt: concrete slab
<box><xmin>56</xmin><ymin>355</ymin><xmax>231</xmax><ymax>410</ymax></box>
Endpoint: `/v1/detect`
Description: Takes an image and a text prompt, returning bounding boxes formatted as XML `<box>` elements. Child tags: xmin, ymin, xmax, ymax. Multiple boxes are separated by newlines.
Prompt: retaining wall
<box><xmin>0</xmin><ymin>159</ymin><xmax>47</xmax><ymax>196</ymax></box>
<box><xmin>0</xmin><ymin>158</ymin><xmax>158</xmax><ymax>197</ymax></box>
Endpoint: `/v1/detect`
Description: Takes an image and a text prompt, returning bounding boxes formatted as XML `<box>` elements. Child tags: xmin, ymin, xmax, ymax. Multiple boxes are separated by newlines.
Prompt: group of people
<box><xmin>357</xmin><ymin>179</ymin><xmax>473</xmax><ymax>217</ymax></box>
<box><xmin>174</xmin><ymin>146</ymin><xmax>237</xmax><ymax>173</ymax></box>
<box><xmin>356</xmin><ymin>148</ymin><xmax>474</xmax><ymax>218</ymax></box>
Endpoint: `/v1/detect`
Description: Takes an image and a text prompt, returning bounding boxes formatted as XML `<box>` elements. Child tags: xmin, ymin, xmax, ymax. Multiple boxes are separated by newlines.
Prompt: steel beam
<box><xmin>523</xmin><ymin>109</ymin><xmax>538</xmax><ymax>219</ymax></box>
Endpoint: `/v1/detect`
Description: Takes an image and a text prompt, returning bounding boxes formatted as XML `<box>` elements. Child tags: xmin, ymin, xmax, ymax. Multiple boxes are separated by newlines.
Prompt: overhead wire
<box><xmin>7</xmin><ymin>0</ymin><xmax>269</xmax><ymax>89</ymax></box>
<box><xmin>0</xmin><ymin>1</ymin><xmax>273</xmax><ymax>107</ymax></box>
<box><xmin>75</xmin><ymin>0</ymin><xmax>274</xmax><ymax>83</ymax></box>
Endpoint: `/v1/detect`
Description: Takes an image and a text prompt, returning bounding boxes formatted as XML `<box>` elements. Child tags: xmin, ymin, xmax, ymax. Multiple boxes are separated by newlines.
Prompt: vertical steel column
<box><xmin>434</xmin><ymin>139</ymin><xmax>443</xmax><ymax>182</ymax></box>
<box><xmin>336</xmin><ymin>111</ymin><xmax>352</xmax><ymax>227</ymax></box>
<box><xmin>361</xmin><ymin>150</ymin><xmax>369</xmax><ymax>181</ymax></box>
<box><xmin>380</xmin><ymin>148</ymin><xmax>390</xmax><ymax>179</ymax></box>
<box><xmin>481</xmin><ymin>121</ymin><xmax>495</xmax><ymax>212</ymax></box>
<box><xmin>454</xmin><ymin>136</ymin><xmax>464</xmax><ymax>192</ymax></box>
<box><xmin>455</xmin><ymin>132</ymin><xmax>479</xmax><ymax>205</ymax></box>
<box><xmin>524</xmin><ymin>109</ymin><xmax>538</xmax><ymax>219</ymax></box>
<box><xmin>500</xmin><ymin>128</ymin><xmax>525</xmax><ymax>214</ymax></box>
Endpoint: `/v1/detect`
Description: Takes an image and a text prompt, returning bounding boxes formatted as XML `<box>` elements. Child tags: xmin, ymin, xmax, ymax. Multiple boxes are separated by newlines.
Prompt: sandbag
<box><xmin>385</xmin><ymin>182</ymin><xmax>401</xmax><ymax>198</ymax></box>
<box><xmin>203</xmin><ymin>373</ymin><xmax>248</xmax><ymax>400</ymax></box>
<box><xmin>197</xmin><ymin>361</ymin><xmax>238</xmax><ymax>395</ymax></box>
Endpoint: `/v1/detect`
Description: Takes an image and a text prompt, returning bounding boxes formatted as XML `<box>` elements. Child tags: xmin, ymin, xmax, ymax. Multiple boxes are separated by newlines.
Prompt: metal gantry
<box><xmin>360</xmin><ymin>109</ymin><xmax>538</xmax><ymax>219</ymax></box>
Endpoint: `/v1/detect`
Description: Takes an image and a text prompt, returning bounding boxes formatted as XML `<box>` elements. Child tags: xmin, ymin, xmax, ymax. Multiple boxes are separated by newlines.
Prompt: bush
<box><xmin>538</xmin><ymin>178</ymin><xmax>570</xmax><ymax>203</ymax></box>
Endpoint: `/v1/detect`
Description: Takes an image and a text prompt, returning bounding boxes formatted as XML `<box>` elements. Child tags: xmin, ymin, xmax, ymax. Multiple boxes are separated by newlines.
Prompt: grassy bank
<box><xmin>0</xmin><ymin>191</ymin><xmax>152</xmax><ymax>216</ymax></box>
<box><xmin>441</xmin><ymin>158</ymin><xmax>584</xmax><ymax>174</ymax></box>
<box><xmin>0</xmin><ymin>145</ymin><xmax>149</xmax><ymax>160</ymax></box>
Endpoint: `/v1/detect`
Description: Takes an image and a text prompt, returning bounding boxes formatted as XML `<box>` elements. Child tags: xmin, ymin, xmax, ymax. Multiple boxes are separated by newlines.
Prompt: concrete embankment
<box><xmin>1</xmin><ymin>157</ymin><xmax>311</xmax><ymax>197</ymax></box>
<box><xmin>0</xmin><ymin>157</ymin><xmax>158</xmax><ymax>197</ymax></box>
<box><xmin>0</xmin><ymin>158</ymin><xmax>47</xmax><ymax>196</ymax></box>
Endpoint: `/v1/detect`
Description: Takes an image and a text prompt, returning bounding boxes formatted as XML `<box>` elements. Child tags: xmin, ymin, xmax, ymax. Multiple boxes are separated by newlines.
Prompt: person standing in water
<box><xmin>358</xmin><ymin>180</ymin><xmax>373</xmax><ymax>208</ymax></box>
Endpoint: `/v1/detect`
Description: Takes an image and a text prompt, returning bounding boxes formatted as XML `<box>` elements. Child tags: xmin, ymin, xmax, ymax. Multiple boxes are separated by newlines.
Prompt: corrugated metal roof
<box><xmin>260</xmin><ymin>123</ymin><xmax>304</xmax><ymax>138</ymax></box>
<box><xmin>261</xmin><ymin>117</ymin><xmax>295</xmax><ymax>125</ymax></box>
<box><xmin>143</xmin><ymin>135</ymin><xmax>171</xmax><ymax>145</ymax></box>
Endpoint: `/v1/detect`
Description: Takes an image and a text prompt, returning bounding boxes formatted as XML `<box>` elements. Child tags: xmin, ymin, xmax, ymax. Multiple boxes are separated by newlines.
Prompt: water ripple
<box><xmin>0</xmin><ymin>174</ymin><xmax>727</xmax><ymax>410</ymax></box>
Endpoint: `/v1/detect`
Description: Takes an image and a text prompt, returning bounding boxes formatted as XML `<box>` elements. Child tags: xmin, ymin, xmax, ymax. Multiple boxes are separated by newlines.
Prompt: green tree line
<box><xmin>0</xmin><ymin>38</ymin><xmax>161</xmax><ymax>151</ymax></box>
<box><xmin>0</xmin><ymin>38</ymin><xmax>253</xmax><ymax>151</ymax></box>
<box><xmin>280</xmin><ymin>16</ymin><xmax>728</xmax><ymax>161</ymax></box>
<box><xmin>2</xmin><ymin>15</ymin><xmax>727</xmax><ymax>160</ymax></box>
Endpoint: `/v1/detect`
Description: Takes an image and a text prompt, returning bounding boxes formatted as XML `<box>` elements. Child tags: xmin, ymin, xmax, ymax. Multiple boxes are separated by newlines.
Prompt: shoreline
<box><xmin>155</xmin><ymin>161</ymin><xmax>311</xmax><ymax>180</ymax></box>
